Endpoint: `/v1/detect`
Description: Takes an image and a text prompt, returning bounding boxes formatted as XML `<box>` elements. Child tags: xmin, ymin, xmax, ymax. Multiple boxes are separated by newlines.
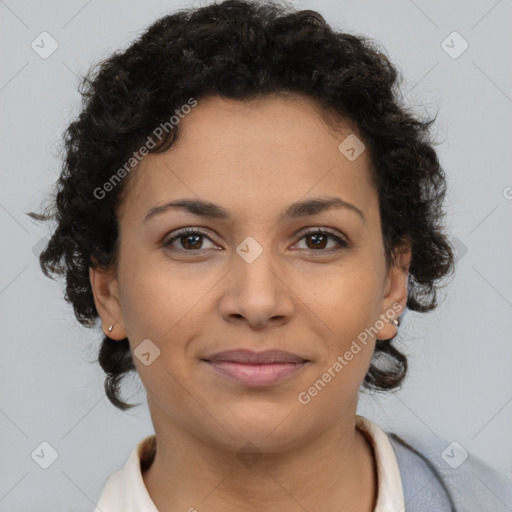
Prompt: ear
<box><xmin>89</xmin><ymin>263</ymin><xmax>127</xmax><ymax>340</ymax></box>
<box><xmin>375</xmin><ymin>240</ymin><xmax>411</xmax><ymax>340</ymax></box>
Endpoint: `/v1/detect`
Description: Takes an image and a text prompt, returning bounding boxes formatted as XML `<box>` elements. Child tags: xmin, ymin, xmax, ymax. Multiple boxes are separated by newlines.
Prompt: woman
<box><xmin>29</xmin><ymin>0</ymin><xmax>512</xmax><ymax>510</ymax></box>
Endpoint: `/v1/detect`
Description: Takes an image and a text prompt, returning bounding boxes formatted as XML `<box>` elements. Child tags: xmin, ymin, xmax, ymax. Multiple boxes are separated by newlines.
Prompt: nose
<box><xmin>218</xmin><ymin>248</ymin><xmax>295</xmax><ymax>330</ymax></box>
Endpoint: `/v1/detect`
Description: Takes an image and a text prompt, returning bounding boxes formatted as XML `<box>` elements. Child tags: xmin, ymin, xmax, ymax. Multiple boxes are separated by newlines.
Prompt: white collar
<box><xmin>94</xmin><ymin>415</ymin><xmax>405</xmax><ymax>511</ymax></box>
<box><xmin>356</xmin><ymin>415</ymin><xmax>405</xmax><ymax>511</ymax></box>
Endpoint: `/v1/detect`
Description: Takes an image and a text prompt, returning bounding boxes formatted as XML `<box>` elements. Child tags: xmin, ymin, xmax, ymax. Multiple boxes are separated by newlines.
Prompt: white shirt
<box><xmin>93</xmin><ymin>415</ymin><xmax>405</xmax><ymax>511</ymax></box>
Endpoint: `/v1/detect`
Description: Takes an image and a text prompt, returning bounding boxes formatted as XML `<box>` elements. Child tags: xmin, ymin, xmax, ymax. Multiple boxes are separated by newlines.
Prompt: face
<box><xmin>91</xmin><ymin>93</ymin><xmax>410</xmax><ymax>452</ymax></box>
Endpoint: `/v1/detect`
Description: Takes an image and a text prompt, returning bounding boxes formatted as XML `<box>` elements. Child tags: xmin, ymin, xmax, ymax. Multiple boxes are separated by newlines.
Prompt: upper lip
<box><xmin>203</xmin><ymin>349</ymin><xmax>308</xmax><ymax>364</ymax></box>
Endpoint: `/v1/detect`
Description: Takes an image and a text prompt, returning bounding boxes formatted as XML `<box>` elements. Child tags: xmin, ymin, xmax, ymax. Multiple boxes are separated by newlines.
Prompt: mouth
<box><xmin>201</xmin><ymin>349</ymin><xmax>310</xmax><ymax>387</ymax></box>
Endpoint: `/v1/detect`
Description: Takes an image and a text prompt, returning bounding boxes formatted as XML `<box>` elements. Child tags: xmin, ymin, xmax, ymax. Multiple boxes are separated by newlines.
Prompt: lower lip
<box><xmin>203</xmin><ymin>360</ymin><xmax>308</xmax><ymax>387</ymax></box>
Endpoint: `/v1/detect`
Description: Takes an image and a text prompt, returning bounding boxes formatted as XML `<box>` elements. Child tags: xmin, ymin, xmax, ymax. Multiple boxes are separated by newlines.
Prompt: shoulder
<box><xmin>387</xmin><ymin>431</ymin><xmax>512</xmax><ymax>512</ymax></box>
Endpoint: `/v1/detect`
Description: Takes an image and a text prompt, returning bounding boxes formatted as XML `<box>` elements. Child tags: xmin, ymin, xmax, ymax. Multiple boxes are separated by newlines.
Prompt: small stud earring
<box><xmin>108</xmin><ymin>323</ymin><xmax>116</xmax><ymax>333</ymax></box>
<box><xmin>391</xmin><ymin>317</ymin><xmax>400</xmax><ymax>327</ymax></box>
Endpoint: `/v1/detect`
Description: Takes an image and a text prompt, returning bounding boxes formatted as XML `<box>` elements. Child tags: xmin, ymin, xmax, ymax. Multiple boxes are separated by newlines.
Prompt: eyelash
<box><xmin>163</xmin><ymin>227</ymin><xmax>349</xmax><ymax>254</ymax></box>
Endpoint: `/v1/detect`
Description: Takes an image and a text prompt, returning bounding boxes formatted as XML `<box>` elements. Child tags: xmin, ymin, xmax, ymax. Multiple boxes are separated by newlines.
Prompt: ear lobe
<box><xmin>89</xmin><ymin>265</ymin><xmax>126</xmax><ymax>339</ymax></box>
<box><xmin>377</xmin><ymin>241</ymin><xmax>412</xmax><ymax>339</ymax></box>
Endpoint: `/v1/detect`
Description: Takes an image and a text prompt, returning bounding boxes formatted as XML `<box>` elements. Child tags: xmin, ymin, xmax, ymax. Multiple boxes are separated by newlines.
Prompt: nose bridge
<box><xmin>219</xmin><ymin>233</ymin><xmax>294</xmax><ymax>326</ymax></box>
<box><xmin>234</xmin><ymin>234</ymin><xmax>281</xmax><ymax>293</ymax></box>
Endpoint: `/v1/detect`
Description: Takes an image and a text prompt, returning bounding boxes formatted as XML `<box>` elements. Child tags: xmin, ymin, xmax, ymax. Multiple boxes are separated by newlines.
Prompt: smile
<box><xmin>202</xmin><ymin>360</ymin><xmax>310</xmax><ymax>387</ymax></box>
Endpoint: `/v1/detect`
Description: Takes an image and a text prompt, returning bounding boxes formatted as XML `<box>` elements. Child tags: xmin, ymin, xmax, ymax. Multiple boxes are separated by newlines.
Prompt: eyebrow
<box><xmin>143</xmin><ymin>196</ymin><xmax>366</xmax><ymax>224</ymax></box>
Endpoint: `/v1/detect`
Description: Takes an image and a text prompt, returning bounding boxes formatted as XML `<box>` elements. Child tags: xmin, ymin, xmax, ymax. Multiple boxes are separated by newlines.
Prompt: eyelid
<box><xmin>163</xmin><ymin>227</ymin><xmax>218</xmax><ymax>248</ymax></box>
<box><xmin>163</xmin><ymin>226</ymin><xmax>349</xmax><ymax>252</ymax></box>
<box><xmin>297</xmin><ymin>226</ymin><xmax>347</xmax><ymax>240</ymax></box>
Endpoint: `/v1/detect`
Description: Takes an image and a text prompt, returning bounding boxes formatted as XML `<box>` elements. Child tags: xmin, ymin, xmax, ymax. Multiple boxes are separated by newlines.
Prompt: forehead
<box><xmin>177</xmin><ymin>93</ymin><xmax>359</xmax><ymax>150</ymax></box>
<box><xmin>118</xmin><ymin>94</ymin><xmax>377</xmax><ymax>224</ymax></box>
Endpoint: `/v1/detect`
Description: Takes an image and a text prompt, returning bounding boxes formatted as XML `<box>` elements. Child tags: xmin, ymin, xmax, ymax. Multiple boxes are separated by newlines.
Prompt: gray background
<box><xmin>1</xmin><ymin>0</ymin><xmax>511</xmax><ymax>510</ymax></box>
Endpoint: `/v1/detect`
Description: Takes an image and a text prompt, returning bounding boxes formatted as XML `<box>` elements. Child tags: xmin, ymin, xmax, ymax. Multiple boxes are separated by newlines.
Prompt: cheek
<box><xmin>312</xmin><ymin>262</ymin><xmax>383</xmax><ymax>333</ymax></box>
<box><xmin>116</xmin><ymin>248</ymin><xmax>219</xmax><ymax>390</ymax></box>
<box><xmin>116</xmin><ymin>258</ymin><xmax>197</xmax><ymax>400</ymax></box>
<box><xmin>301</xmin><ymin>263</ymin><xmax>381</xmax><ymax>385</ymax></box>
<box><xmin>117</xmin><ymin>246</ymin><xmax>197</xmax><ymax>338</ymax></box>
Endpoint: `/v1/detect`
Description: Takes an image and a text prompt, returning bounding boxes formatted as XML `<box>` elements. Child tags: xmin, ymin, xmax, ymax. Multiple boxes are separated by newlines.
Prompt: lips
<box><xmin>202</xmin><ymin>349</ymin><xmax>310</xmax><ymax>387</ymax></box>
<box><xmin>203</xmin><ymin>349</ymin><xmax>308</xmax><ymax>364</ymax></box>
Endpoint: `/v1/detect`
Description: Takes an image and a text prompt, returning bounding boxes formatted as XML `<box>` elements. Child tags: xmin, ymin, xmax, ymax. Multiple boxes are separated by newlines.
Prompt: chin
<box><xmin>205</xmin><ymin>402</ymin><xmax>311</xmax><ymax>452</ymax></box>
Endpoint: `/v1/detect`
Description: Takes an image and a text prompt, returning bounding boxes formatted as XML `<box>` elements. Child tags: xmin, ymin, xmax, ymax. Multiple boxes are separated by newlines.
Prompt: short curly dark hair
<box><xmin>29</xmin><ymin>0</ymin><xmax>455</xmax><ymax>411</ymax></box>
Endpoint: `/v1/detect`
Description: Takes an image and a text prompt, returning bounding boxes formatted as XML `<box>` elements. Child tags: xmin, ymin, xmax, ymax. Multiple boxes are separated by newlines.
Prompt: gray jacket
<box><xmin>388</xmin><ymin>432</ymin><xmax>512</xmax><ymax>511</ymax></box>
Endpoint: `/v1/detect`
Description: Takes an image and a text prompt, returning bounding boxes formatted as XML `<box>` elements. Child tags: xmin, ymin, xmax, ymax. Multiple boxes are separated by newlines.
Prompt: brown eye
<box><xmin>295</xmin><ymin>228</ymin><xmax>348</xmax><ymax>252</ymax></box>
<box><xmin>164</xmin><ymin>228</ymin><xmax>216</xmax><ymax>251</ymax></box>
<box><xmin>163</xmin><ymin>227</ymin><xmax>348</xmax><ymax>254</ymax></box>
<box><xmin>180</xmin><ymin>233</ymin><xmax>203</xmax><ymax>250</ymax></box>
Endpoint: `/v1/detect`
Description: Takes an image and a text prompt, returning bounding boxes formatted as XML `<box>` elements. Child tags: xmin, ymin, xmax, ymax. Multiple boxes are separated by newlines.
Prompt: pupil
<box><xmin>184</xmin><ymin>235</ymin><xmax>201</xmax><ymax>249</ymax></box>
<box><xmin>308</xmin><ymin>234</ymin><xmax>326</xmax><ymax>249</ymax></box>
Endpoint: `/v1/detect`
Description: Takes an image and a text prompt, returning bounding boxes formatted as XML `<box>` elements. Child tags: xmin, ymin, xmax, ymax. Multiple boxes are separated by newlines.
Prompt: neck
<box><xmin>142</xmin><ymin>415</ymin><xmax>377</xmax><ymax>512</ymax></box>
